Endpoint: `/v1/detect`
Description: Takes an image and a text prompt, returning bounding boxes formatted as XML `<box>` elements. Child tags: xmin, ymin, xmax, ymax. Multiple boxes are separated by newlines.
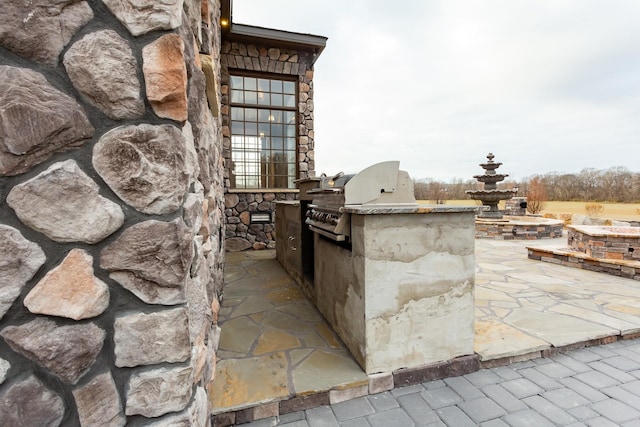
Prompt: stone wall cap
<box><xmin>341</xmin><ymin>204</ymin><xmax>481</xmax><ymax>215</ymax></box>
<box><xmin>228</xmin><ymin>188</ymin><xmax>299</xmax><ymax>194</ymax></box>
<box><xmin>294</xmin><ymin>177</ymin><xmax>322</xmax><ymax>183</ymax></box>
<box><xmin>569</xmin><ymin>224</ymin><xmax>640</xmax><ymax>238</ymax></box>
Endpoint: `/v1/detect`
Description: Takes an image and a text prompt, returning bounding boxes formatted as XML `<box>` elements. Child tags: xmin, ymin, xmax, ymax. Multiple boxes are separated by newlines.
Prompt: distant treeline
<box><xmin>414</xmin><ymin>166</ymin><xmax>640</xmax><ymax>203</ymax></box>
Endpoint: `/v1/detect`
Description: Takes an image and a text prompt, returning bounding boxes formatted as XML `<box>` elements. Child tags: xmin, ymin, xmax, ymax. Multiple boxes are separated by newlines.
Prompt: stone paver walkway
<box><xmin>246</xmin><ymin>337</ymin><xmax>640</xmax><ymax>426</ymax></box>
<box><xmin>210</xmin><ymin>251</ymin><xmax>366</xmax><ymax>414</ymax></box>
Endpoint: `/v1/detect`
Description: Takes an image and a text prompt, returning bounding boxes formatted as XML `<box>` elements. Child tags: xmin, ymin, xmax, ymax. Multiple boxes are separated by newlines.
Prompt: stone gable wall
<box><xmin>0</xmin><ymin>0</ymin><xmax>224</xmax><ymax>425</ymax></box>
<box><xmin>221</xmin><ymin>41</ymin><xmax>317</xmax><ymax>251</ymax></box>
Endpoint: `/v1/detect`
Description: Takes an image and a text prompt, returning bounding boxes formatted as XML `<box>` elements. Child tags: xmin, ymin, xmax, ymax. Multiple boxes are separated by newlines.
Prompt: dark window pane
<box><xmin>283</xmin><ymin>81</ymin><xmax>295</xmax><ymax>94</ymax></box>
<box><xmin>271</xmin><ymin>80</ymin><xmax>283</xmax><ymax>93</ymax></box>
<box><xmin>258</xmin><ymin>109</ymin><xmax>270</xmax><ymax>122</ymax></box>
<box><xmin>245</xmin><ymin>108</ymin><xmax>257</xmax><ymax>121</ymax></box>
<box><xmin>283</xmin><ymin>94</ymin><xmax>295</xmax><ymax>107</ymax></box>
<box><xmin>258</xmin><ymin>123</ymin><xmax>269</xmax><ymax>136</ymax></box>
<box><xmin>284</xmin><ymin>111</ymin><xmax>295</xmax><ymax>124</ymax></box>
<box><xmin>258</xmin><ymin>78</ymin><xmax>269</xmax><ymax>92</ymax></box>
<box><xmin>285</xmin><ymin>125</ymin><xmax>295</xmax><ymax>137</ymax></box>
<box><xmin>245</xmin><ymin>122</ymin><xmax>257</xmax><ymax>135</ymax></box>
<box><xmin>271</xmin><ymin>151</ymin><xmax>279</xmax><ymax>163</ymax></box>
<box><xmin>271</xmin><ymin>94</ymin><xmax>283</xmax><ymax>107</ymax></box>
<box><xmin>271</xmin><ymin>124</ymin><xmax>283</xmax><ymax>136</ymax></box>
<box><xmin>244</xmin><ymin>77</ymin><xmax>257</xmax><ymax>91</ymax></box>
<box><xmin>231</xmin><ymin>121</ymin><xmax>243</xmax><ymax>134</ymax></box>
<box><xmin>231</xmin><ymin>108</ymin><xmax>244</xmax><ymax>120</ymax></box>
<box><xmin>271</xmin><ymin>110</ymin><xmax>283</xmax><ymax>123</ymax></box>
<box><xmin>231</xmin><ymin>91</ymin><xmax>243</xmax><ymax>103</ymax></box>
<box><xmin>245</xmin><ymin>91</ymin><xmax>257</xmax><ymax>104</ymax></box>
<box><xmin>231</xmin><ymin>76</ymin><xmax>244</xmax><ymax>89</ymax></box>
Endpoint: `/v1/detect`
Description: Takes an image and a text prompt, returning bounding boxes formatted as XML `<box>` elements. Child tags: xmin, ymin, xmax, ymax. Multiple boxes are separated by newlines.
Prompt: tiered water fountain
<box><xmin>466</xmin><ymin>153</ymin><xmax>564</xmax><ymax>239</ymax></box>
<box><xmin>466</xmin><ymin>153</ymin><xmax>514</xmax><ymax>220</ymax></box>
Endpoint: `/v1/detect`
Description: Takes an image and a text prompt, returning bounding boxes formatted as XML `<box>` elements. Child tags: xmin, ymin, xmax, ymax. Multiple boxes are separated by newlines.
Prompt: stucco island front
<box><xmin>313</xmin><ymin>205</ymin><xmax>478</xmax><ymax>375</ymax></box>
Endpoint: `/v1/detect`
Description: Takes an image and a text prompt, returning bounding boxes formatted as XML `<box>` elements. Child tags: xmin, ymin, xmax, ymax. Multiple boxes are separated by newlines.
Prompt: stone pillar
<box><xmin>0</xmin><ymin>1</ymin><xmax>224</xmax><ymax>425</ymax></box>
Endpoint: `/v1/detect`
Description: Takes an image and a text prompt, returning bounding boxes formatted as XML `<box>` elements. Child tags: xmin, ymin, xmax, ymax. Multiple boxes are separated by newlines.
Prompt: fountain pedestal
<box><xmin>466</xmin><ymin>153</ymin><xmax>564</xmax><ymax>239</ymax></box>
<box><xmin>466</xmin><ymin>153</ymin><xmax>514</xmax><ymax>219</ymax></box>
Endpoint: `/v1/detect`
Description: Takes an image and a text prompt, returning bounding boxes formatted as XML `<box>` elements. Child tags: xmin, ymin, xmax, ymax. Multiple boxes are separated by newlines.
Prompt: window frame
<box><xmin>228</xmin><ymin>72</ymin><xmax>299</xmax><ymax>190</ymax></box>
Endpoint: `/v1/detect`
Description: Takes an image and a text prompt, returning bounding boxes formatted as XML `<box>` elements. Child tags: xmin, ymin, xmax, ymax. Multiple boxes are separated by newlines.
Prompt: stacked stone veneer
<box><xmin>504</xmin><ymin>197</ymin><xmax>527</xmax><ymax>216</ymax></box>
<box><xmin>224</xmin><ymin>191</ymin><xmax>297</xmax><ymax>251</ymax></box>
<box><xmin>568</xmin><ymin>226</ymin><xmax>640</xmax><ymax>262</ymax></box>
<box><xmin>0</xmin><ymin>1</ymin><xmax>225</xmax><ymax>425</ymax></box>
<box><xmin>528</xmin><ymin>247</ymin><xmax>640</xmax><ymax>281</ymax></box>
<box><xmin>221</xmin><ymin>41</ymin><xmax>317</xmax><ymax>251</ymax></box>
<box><xmin>475</xmin><ymin>221</ymin><xmax>564</xmax><ymax>240</ymax></box>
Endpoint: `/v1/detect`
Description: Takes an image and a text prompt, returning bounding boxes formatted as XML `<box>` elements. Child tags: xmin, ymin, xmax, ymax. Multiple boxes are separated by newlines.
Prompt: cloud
<box><xmin>233</xmin><ymin>0</ymin><xmax>640</xmax><ymax>180</ymax></box>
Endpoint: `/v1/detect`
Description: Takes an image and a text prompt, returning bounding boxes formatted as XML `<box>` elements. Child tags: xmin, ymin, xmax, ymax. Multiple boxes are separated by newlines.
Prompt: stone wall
<box><xmin>475</xmin><ymin>221</ymin><xmax>564</xmax><ymax>240</ymax></box>
<box><xmin>0</xmin><ymin>1</ymin><xmax>224</xmax><ymax>425</ymax></box>
<box><xmin>221</xmin><ymin>41</ymin><xmax>317</xmax><ymax>250</ymax></box>
<box><xmin>224</xmin><ymin>191</ymin><xmax>297</xmax><ymax>251</ymax></box>
<box><xmin>568</xmin><ymin>226</ymin><xmax>640</xmax><ymax>262</ymax></box>
<box><xmin>528</xmin><ymin>247</ymin><xmax>640</xmax><ymax>281</ymax></box>
<box><xmin>504</xmin><ymin>197</ymin><xmax>527</xmax><ymax>216</ymax></box>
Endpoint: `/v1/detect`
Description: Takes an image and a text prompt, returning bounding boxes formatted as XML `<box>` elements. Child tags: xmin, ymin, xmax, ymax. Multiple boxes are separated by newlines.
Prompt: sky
<box><xmin>232</xmin><ymin>0</ymin><xmax>640</xmax><ymax>182</ymax></box>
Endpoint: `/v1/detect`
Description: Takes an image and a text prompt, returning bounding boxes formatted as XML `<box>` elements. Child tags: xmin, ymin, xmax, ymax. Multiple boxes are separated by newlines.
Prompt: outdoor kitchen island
<box><xmin>277</xmin><ymin>162</ymin><xmax>479</xmax><ymax>375</ymax></box>
<box><xmin>314</xmin><ymin>203</ymin><xmax>478</xmax><ymax>375</ymax></box>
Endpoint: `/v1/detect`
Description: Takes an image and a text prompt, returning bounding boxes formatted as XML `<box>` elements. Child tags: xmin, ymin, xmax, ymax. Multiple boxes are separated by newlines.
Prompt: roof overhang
<box><xmin>226</xmin><ymin>24</ymin><xmax>326</xmax><ymax>59</ymax></box>
<box><xmin>219</xmin><ymin>1</ymin><xmax>327</xmax><ymax>64</ymax></box>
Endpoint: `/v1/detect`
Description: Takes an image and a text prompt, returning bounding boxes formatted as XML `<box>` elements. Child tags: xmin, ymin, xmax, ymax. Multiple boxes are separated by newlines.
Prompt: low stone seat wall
<box><xmin>528</xmin><ymin>247</ymin><xmax>640</xmax><ymax>281</ymax></box>
<box><xmin>475</xmin><ymin>216</ymin><xmax>564</xmax><ymax>240</ymax></box>
<box><xmin>568</xmin><ymin>225</ymin><xmax>640</xmax><ymax>262</ymax></box>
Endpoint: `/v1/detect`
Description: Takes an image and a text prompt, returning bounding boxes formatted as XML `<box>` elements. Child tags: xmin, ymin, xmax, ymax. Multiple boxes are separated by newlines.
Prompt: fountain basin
<box><xmin>475</xmin><ymin>215</ymin><xmax>564</xmax><ymax>240</ymax></box>
<box><xmin>568</xmin><ymin>225</ymin><xmax>640</xmax><ymax>261</ymax></box>
<box><xmin>467</xmin><ymin>190</ymin><xmax>517</xmax><ymax>202</ymax></box>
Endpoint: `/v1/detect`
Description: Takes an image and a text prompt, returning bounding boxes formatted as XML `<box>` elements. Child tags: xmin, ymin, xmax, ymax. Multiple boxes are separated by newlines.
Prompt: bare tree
<box><xmin>585</xmin><ymin>202</ymin><xmax>604</xmax><ymax>217</ymax></box>
<box><xmin>413</xmin><ymin>167</ymin><xmax>639</xmax><ymax>203</ymax></box>
<box><xmin>413</xmin><ymin>179</ymin><xmax>429</xmax><ymax>200</ymax></box>
<box><xmin>578</xmin><ymin>168</ymin><xmax>602</xmax><ymax>201</ymax></box>
<box><xmin>526</xmin><ymin>176</ymin><xmax>547</xmax><ymax>214</ymax></box>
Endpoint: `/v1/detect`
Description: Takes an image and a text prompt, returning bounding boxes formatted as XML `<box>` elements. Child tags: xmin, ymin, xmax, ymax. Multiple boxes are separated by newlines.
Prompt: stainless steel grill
<box><xmin>305</xmin><ymin>161</ymin><xmax>417</xmax><ymax>241</ymax></box>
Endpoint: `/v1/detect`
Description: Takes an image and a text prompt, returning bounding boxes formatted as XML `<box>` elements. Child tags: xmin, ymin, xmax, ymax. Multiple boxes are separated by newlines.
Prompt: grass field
<box><xmin>421</xmin><ymin>200</ymin><xmax>640</xmax><ymax>221</ymax></box>
<box><xmin>538</xmin><ymin>201</ymin><xmax>640</xmax><ymax>221</ymax></box>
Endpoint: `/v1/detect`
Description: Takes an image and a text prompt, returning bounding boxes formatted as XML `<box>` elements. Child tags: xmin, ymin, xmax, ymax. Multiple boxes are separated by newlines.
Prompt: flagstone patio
<box><xmin>209</xmin><ymin>235</ymin><xmax>640</xmax><ymax>420</ymax></box>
